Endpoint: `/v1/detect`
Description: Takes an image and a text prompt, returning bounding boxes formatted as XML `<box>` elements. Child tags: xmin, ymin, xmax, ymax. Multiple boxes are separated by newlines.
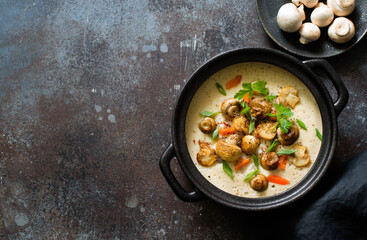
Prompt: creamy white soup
<box><xmin>185</xmin><ymin>62</ymin><xmax>322</xmax><ymax>198</ymax></box>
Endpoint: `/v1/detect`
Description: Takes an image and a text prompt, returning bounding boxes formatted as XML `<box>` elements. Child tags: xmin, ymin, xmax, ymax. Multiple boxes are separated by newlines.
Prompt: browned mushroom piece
<box><xmin>293</xmin><ymin>144</ymin><xmax>311</xmax><ymax>167</ymax></box>
<box><xmin>232</xmin><ymin>115</ymin><xmax>250</xmax><ymax>134</ymax></box>
<box><xmin>221</xmin><ymin>98</ymin><xmax>242</xmax><ymax>119</ymax></box>
<box><xmin>250</xmin><ymin>174</ymin><xmax>269</xmax><ymax>192</ymax></box>
<box><xmin>257</xmin><ymin>121</ymin><xmax>278</xmax><ymax>140</ymax></box>
<box><xmin>196</xmin><ymin>141</ymin><xmax>218</xmax><ymax>166</ymax></box>
<box><xmin>198</xmin><ymin>117</ymin><xmax>216</xmax><ymax>134</ymax></box>
<box><xmin>226</xmin><ymin>134</ymin><xmax>242</xmax><ymax>146</ymax></box>
<box><xmin>250</xmin><ymin>99</ymin><xmax>272</xmax><ymax>120</ymax></box>
<box><xmin>260</xmin><ymin>152</ymin><xmax>280</xmax><ymax>170</ymax></box>
<box><xmin>216</xmin><ymin>140</ymin><xmax>242</xmax><ymax>162</ymax></box>
<box><xmin>279</xmin><ymin>86</ymin><xmax>300</xmax><ymax>109</ymax></box>
<box><xmin>241</xmin><ymin>135</ymin><xmax>260</xmax><ymax>154</ymax></box>
<box><xmin>277</xmin><ymin>124</ymin><xmax>300</xmax><ymax>145</ymax></box>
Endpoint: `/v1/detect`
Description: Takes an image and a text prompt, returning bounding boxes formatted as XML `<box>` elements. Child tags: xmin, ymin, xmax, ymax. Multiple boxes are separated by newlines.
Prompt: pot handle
<box><xmin>303</xmin><ymin>59</ymin><xmax>348</xmax><ymax>116</ymax></box>
<box><xmin>159</xmin><ymin>144</ymin><xmax>206</xmax><ymax>202</ymax></box>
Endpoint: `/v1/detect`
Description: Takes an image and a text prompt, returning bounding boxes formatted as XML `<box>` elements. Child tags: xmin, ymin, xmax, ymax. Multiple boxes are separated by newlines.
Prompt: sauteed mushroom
<box><xmin>279</xmin><ymin>87</ymin><xmax>300</xmax><ymax>109</ymax></box>
<box><xmin>221</xmin><ymin>98</ymin><xmax>242</xmax><ymax>119</ymax></box>
<box><xmin>257</xmin><ymin>121</ymin><xmax>278</xmax><ymax>140</ymax></box>
<box><xmin>197</xmin><ymin>141</ymin><xmax>218</xmax><ymax>166</ymax></box>
<box><xmin>216</xmin><ymin>140</ymin><xmax>242</xmax><ymax>162</ymax></box>
<box><xmin>226</xmin><ymin>134</ymin><xmax>242</xmax><ymax>146</ymax></box>
<box><xmin>277</xmin><ymin>124</ymin><xmax>300</xmax><ymax>146</ymax></box>
<box><xmin>241</xmin><ymin>135</ymin><xmax>260</xmax><ymax>154</ymax></box>
<box><xmin>233</xmin><ymin>115</ymin><xmax>250</xmax><ymax>134</ymax></box>
<box><xmin>198</xmin><ymin>117</ymin><xmax>216</xmax><ymax>134</ymax></box>
<box><xmin>293</xmin><ymin>145</ymin><xmax>311</xmax><ymax>167</ymax></box>
<box><xmin>250</xmin><ymin>174</ymin><xmax>269</xmax><ymax>192</ymax></box>
<box><xmin>260</xmin><ymin>152</ymin><xmax>280</xmax><ymax>170</ymax></box>
<box><xmin>250</xmin><ymin>99</ymin><xmax>272</xmax><ymax>120</ymax></box>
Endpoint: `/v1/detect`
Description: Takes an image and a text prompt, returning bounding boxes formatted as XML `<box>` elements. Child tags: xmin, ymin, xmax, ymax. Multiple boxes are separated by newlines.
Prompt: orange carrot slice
<box><xmin>219</xmin><ymin>127</ymin><xmax>236</xmax><ymax>136</ymax></box>
<box><xmin>235</xmin><ymin>158</ymin><xmax>250</xmax><ymax>171</ymax></box>
<box><xmin>242</xmin><ymin>93</ymin><xmax>250</xmax><ymax>105</ymax></box>
<box><xmin>278</xmin><ymin>155</ymin><xmax>288</xmax><ymax>170</ymax></box>
<box><xmin>267</xmin><ymin>175</ymin><xmax>289</xmax><ymax>185</ymax></box>
<box><xmin>225</xmin><ymin>75</ymin><xmax>242</xmax><ymax>89</ymax></box>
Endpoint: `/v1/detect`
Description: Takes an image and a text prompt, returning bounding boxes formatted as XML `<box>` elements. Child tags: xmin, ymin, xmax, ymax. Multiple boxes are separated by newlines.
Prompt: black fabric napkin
<box><xmin>293</xmin><ymin>150</ymin><xmax>367</xmax><ymax>239</ymax></box>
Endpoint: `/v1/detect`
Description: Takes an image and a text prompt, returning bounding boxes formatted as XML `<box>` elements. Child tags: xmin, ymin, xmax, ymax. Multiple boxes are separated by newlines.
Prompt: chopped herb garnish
<box><xmin>249</xmin><ymin>119</ymin><xmax>255</xmax><ymax>134</ymax></box>
<box><xmin>200</xmin><ymin>111</ymin><xmax>220</xmax><ymax>117</ymax></box>
<box><xmin>241</xmin><ymin>106</ymin><xmax>251</xmax><ymax>115</ymax></box>
<box><xmin>212</xmin><ymin>126</ymin><xmax>220</xmax><ymax>142</ymax></box>
<box><xmin>252</xmin><ymin>154</ymin><xmax>259</xmax><ymax>169</ymax></box>
<box><xmin>297</xmin><ymin>119</ymin><xmax>307</xmax><ymax>130</ymax></box>
<box><xmin>216</xmin><ymin>83</ymin><xmax>226</xmax><ymax>96</ymax></box>
<box><xmin>267</xmin><ymin>139</ymin><xmax>278</xmax><ymax>153</ymax></box>
<box><xmin>243</xmin><ymin>169</ymin><xmax>259</xmax><ymax>181</ymax></box>
<box><xmin>234</xmin><ymin>80</ymin><xmax>270</xmax><ymax>100</ymax></box>
<box><xmin>272</xmin><ymin>103</ymin><xmax>294</xmax><ymax>133</ymax></box>
<box><xmin>265</xmin><ymin>94</ymin><xmax>278</xmax><ymax>102</ymax></box>
<box><xmin>222</xmin><ymin>161</ymin><xmax>233</xmax><ymax>178</ymax></box>
<box><xmin>316</xmin><ymin>128</ymin><xmax>322</xmax><ymax>141</ymax></box>
<box><xmin>277</xmin><ymin>149</ymin><xmax>298</xmax><ymax>155</ymax></box>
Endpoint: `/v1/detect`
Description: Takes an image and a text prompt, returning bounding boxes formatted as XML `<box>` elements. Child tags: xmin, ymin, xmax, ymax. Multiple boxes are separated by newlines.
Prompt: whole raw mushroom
<box><xmin>327</xmin><ymin>0</ymin><xmax>355</xmax><ymax>16</ymax></box>
<box><xmin>299</xmin><ymin>23</ymin><xmax>321</xmax><ymax>44</ymax></box>
<box><xmin>277</xmin><ymin>3</ymin><xmax>306</xmax><ymax>33</ymax></box>
<box><xmin>311</xmin><ymin>3</ymin><xmax>334</xmax><ymax>27</ymax></box>
<box><xmin>328</xmin><ymin>17</ymin><xmax>355</xmax><ymax>43</ymax></box>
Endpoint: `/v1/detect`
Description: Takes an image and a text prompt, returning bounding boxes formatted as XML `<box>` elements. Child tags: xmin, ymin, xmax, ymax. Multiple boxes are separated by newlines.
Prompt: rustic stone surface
<box><xmin>0</xmin><ymin>0</ymin><xmax>366</xmax><ymax>239</ymax></box>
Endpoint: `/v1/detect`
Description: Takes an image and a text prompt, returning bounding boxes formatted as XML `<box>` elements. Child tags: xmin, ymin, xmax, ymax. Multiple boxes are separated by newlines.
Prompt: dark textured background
<box><xmin>0</xmin><ymin>0</ymin><xmax>366</xmax><ymax>239</ymax></box>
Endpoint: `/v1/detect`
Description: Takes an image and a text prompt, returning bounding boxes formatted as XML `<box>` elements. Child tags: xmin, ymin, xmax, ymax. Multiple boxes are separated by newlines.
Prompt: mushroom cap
<box><xmin>232</xmin><ymin>115</ymin><xmax>250</xmax><ymax>134</ymax></box>
<box><xmin>250</xmin><ymin>174</ymin><xmax>269</xmax><ymax>192</ymax></box>
<box><xmin>260</xmin><ymin>152</ymin><xmax>280</xmax><ymax>170</ymax></box>
<box><xmin>241</xmin><ymin>135</ymin><xmax>260</xmax><ymax>154</ymax></box>
<box><xmin>277</xmin><ymin>3</ymin><xmax>304</xmax><ymax>33</ymax></box>
<box><xmin>250</xmin><ymin>98</ymin><xmax>272</xmax><ymax>120</ymax></box>
<box><xmin>293</xmin><ymin>144</ymin><xmax>311</xmax><ymax>167</ymax></box>
<box><xmin>257</xmin><ymin>121</ymin><xmax>278</xmax><ymax>140</ymax></box>
<box><xmin>279</xmin><ymin>86</ymin><xmax>300</xmax><ymax>109</ymax></box>
<box><xmin>216</xmin><ymin>140</ymin><xmax>242</xmax><ymax>162</ymax></box>
<box><xmin>277</xmin><ymin>124</ymin><xmax>300</xmax><ymax>146</ymax></box>
<box><xmin>198</xmin><ymin>117</ymin><xmax>216</xmax><ymax>134</ymax></box>
<box><xmin>311</xmin><ymin>3</ymin><xmax>334</xmax><ymax>27</ymax></box>
<box><xmin>328</xmin><ymin>17</ymin><xmax>355</xmax><ymax>43</ymax></box>
<box><xmin>197</xmin><ymin>141</ymin><xmax>218</xmax><ymax>166</ymax></box>
<box><xmin>327</xmin><ymin>0</ymin><xmax>355</xmax><ymax>17</ymax></box>
<box><xmin>221</xmin><ymin>98</ymin><xmax>242</xmax><ymax>119</ymax></box>
<box><xmin>299</xmin><ymin>23</ymin><xmax>321</xmax><ymax>44</ymax></box>
<box><xmin>301</xmin><ymin>0</ymin><xmax>319</xmax><ymax>8</ymax></box>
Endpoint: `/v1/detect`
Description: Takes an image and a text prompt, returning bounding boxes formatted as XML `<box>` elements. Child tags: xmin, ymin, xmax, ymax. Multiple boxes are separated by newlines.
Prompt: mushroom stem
<box><xmin>335</xmin><ymin>21</ymin><xmax>350</xmax><ymax>36</ymax></box>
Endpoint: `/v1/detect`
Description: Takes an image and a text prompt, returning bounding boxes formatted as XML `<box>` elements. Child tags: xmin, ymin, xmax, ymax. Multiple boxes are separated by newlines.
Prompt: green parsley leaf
<box><xmin>234</xmin><ymin>82</ymin><xmax>253</xmax><ymax>100</ymax></box>
<box><xmin>266</xmin><ymin>139</ymin><xmax>278</xmax><ymax>153</ymax></box>
<box><xmin>216</xmin><ymin>83</ymin><xmax>227</xmax><ymax>96</ymax></box>
<box><xmin>200</xmin><ymin>111</ymin><xmax>220</xmax><ymax>117</ymax></box>
<box><xmin>252</xmin><ymin>154</ymin><xmax>259</xmax><ymax>169</ymax></box>
<box><xmin>239</xmin><ymin>100</ymin><xmax>245</xmax><ymax>108</ymax></box>
<box><xmin>243</xmin><ymin>169</ymin><xmax>259</xmax><ymax>181</ymax></box>
<box><xmin>222</xmin><ymin>161</ymin><xmax>233</xmax><ymax>178</ymax></box>
<box><xmin>274</xmin><ymin>103</ymin><xmax>294</xmax><ymax>118</ymax></box>
<box><xmin>241</xmin><ymin>106</ymin><xmax>251</xmax><ymax>115</ymax></box>
<box><xmin>267</xmin><ymin>113</ymin><xmax>277</xmax><ymax>117</ymax></box>
<box><xmin>316</xmin><ymin>128</ymin><xmax>322</xmax><ymax>141</ymax></box>
<box><xmin>277</xmin><ymin>149</ymin><xmax>298</xmax><ymax>155</ymax></box>
<box><xmin>296</xmin><ymin>118</ymin><xmax>307</xmax><ymax>130</ymax></box>
<box><xmin>279</xmin><ymin>118</ymin><xmax>292</xmax><ymax>133</ymax></box>
<box><xmin>265</xmin><ymin>94</ymin><xmax>278</xmax><ymax>102</ymax></box>
<box><xmin>249</xmin><ymin>119</ymin><xmax>255</xmax><ymax>134</ymax></box>
<box><xmin>252</xmin><ymin>80</ymin><xmax>269</xmax><ymax>96</ymax></box>
<box><xmin>212</xmin><ymin>126</ymin><xmax>220</xmax><ymax>142</ymax></box>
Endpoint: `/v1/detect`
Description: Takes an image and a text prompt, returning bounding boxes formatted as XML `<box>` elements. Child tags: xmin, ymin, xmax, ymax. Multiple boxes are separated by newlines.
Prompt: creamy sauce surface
<box><xmin>185</xmin><ymin>62</ymin><xmax>323</xmax><ymax>198</ymax></box>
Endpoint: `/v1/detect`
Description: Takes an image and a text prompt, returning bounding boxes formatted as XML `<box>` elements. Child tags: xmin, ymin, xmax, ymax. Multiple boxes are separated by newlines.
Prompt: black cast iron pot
<box><xmin>160</xmin><ymin>48</ymin><xmax>348</xmax><ymax>211</ymax></box>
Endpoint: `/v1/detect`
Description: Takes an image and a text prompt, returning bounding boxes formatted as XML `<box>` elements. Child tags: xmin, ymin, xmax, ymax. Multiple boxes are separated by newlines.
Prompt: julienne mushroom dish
<box><xmin>185</xmin><ymin>62</ymin><xmax>323</xmax><ymax>198</ymax></box>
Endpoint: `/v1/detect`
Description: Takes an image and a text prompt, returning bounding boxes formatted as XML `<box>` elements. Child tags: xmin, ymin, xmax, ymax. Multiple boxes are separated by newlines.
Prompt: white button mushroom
<box><xmin>292</xmin><ymin>0</ymin><xmax>319</xmax><ymax>8</ymax></box>
<box><xmin>277</xmin><ymin>3</ymin><xmax>306</xmax><ymax>33</ymax></box>
<box><xmin>327</xmin><ymin>0</ymin><xmax>355</xmax><ymax>17</ymax></box>
<box><xmin>328</xmin><ymin>17</ymin><xmax>355</xmax><ymax>43</ymax></box>
<box><xmin>311</xmin><ymin>3</ymin><xmax>334</xmax><ymax>27</ymax></box>
<box><xmin>299</xmin><ymin>23</ymin><xmax>321</xmax><ymax>44</ymax></box>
